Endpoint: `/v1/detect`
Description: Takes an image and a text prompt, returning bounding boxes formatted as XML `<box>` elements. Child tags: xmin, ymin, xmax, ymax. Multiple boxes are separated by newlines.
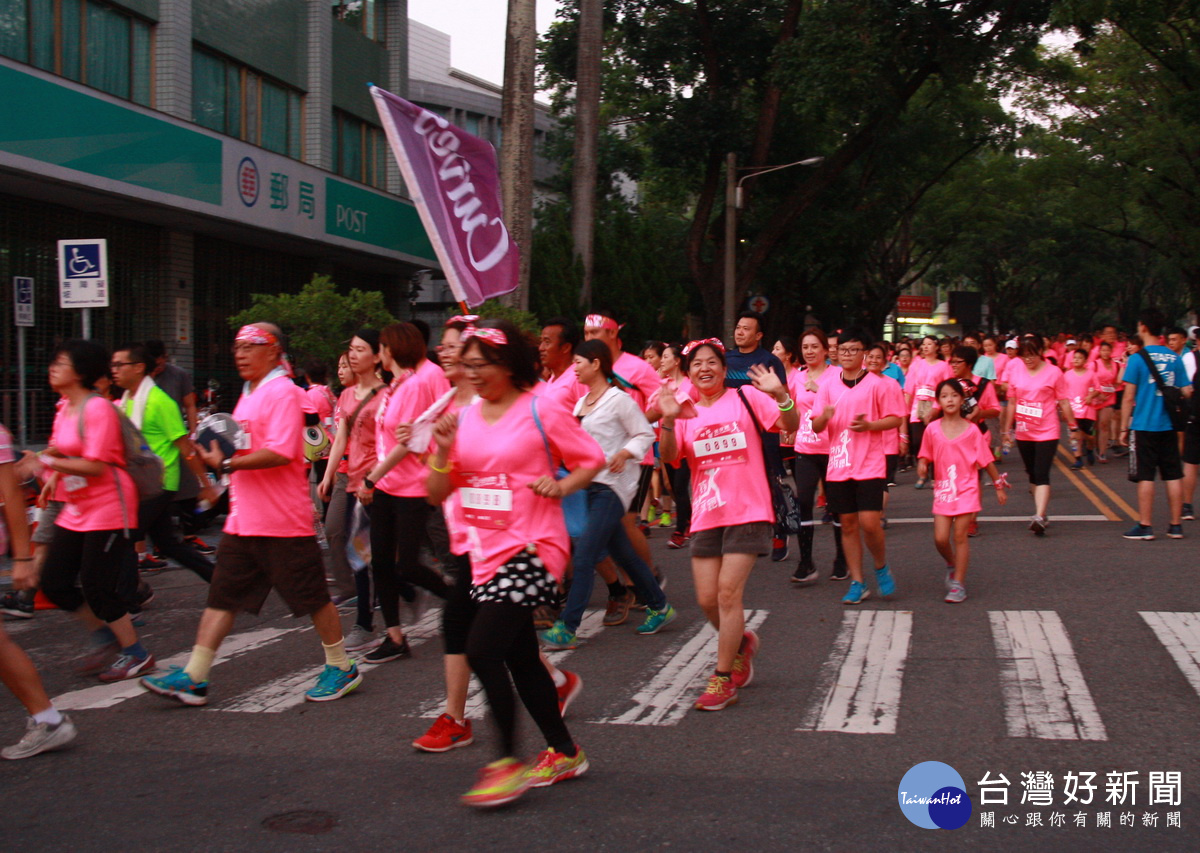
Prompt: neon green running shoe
<box><xmin>461</xmin><ymin>757</ymin><xmax>530</xmax><ymax>807</ymax></box>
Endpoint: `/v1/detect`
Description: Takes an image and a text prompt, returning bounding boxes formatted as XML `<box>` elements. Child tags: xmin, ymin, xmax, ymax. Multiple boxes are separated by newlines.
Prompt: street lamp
<box><xmin>723</xmin><ymin>154</ymin><xmax>825</xmax><ymax>343</ymax></box>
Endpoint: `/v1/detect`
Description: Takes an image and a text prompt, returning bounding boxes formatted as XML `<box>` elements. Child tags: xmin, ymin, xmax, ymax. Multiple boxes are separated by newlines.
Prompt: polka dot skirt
<box><xmin>471</xmin><ymin>547</ymin><xmax>559</xmax><ymax>608</ymax></box>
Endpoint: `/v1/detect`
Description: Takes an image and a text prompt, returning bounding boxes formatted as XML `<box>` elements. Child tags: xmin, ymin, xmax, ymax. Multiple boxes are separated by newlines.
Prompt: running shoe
<box><xmin>659</xmin><ymin>512</ymin><xmax>673</xmax><ymax>528</ymax></box>
<box><xmin>138</xmin><ymin>555</ymin><xmax>167</xmax><ymax>573</ymax></box>
<box><xmin>461</xmin><ymin>757</ymin><xmax>530</xmax><ymax>808</ymax></box>
<box><xmin>636</xmin><ymin>520</ymin><xmax>651</xmax><ymax>537</ymax></box>
<box><xmin>141</xmin><ymin>667</ymin><xmax>209</xmax><ymax>706</ymax></box>
<box><xmin>305</xmin><ymin>663</ymin><xmax>362</xmax><ymax>702</ymax></box>
<box><xmin>694</xmin><ymin>674</ymin><xmax>738</xmax><ymax>711</ymax></box>
<box><xmin>967</xmin><ymin>520</ymin><xmax>980</xmax><ymax>537</ymax></box>
<box><xmin>914</xmin><ymin>479</ymin><xmax>928</xmax><ymax>490</ymax></box>
<box><xmin>539</xmin><ymin>621</ymin><xmax>578</xmax><ymax>650</ymax></box>
<box><xmin>1</xmin><ymin>715</ymin><xmax>77</xmax><ymax>760</ymax></box>
<box><xmin>731</xmin><ymin>629</ymin><xmax>759</xmax><ymax>689</ymax></box>
<box><xmin>1168</xmin><ymin>524</ymin><xmax>1184</xmax><ymax>539</ymax></box>
<box><xmin>602</xmin><ymin>590</ymin><xmax>635</xmax><ymax>627</ymax></box>
<box><xmin>134</xmin><ymin>581</ymin><xmax>155</xmax><ymax>608</ymax></box>
<box><xmin>343</xmin><ymin>625</ymin><xmax>380</xmax><ymax>652</ymax></box>
<box><xmin>525</xmin><ymin>747</ymin><xmax>589</xmax><ymax>788</ymax></box>
<box><xmin>668</xmin><ymin>530</ymin><xmax>690</xmax><ymax>549</ymax></box>
<box><xmin>1122</xmin><ymin>523</ymin><xmax>1155</xmax><ymax>541</ymax></box>
<box><xmin>0</xmin><ymin>590</ymin><xmax>34</xmax><ymax>619</ymax></box>
<box><xmin>881</xmin><ymin>517</ymin><xmax>889</xmax><ymax>530</ymax></box>
<box><xmin>557</xmin><ymin>669</ymin><xmax>583</xmax><ymax>716</ymax></box>
<box><xmin>770</xmin><ymin>537</ymin><xmax>789</xmax><ymax>562</ymax></box>
<box><xmin>1030</xmin><ymin>515</ymin><xmax>1047</xmax><ymax>536</ymax></box>
<box><xmin>75</xmin><ymin>642</ymin><xmax>120</xmax><ymax>676</ymax></box>
<box><xmin>874</xmin><ymin>564</ymin><xmax>896</xmax><ymax>598</ymax></box>
<box><xmin>1070</xmin><ymin>459</ymin><xmax>1084</xmax><ymax>470</ymax></box>
<box><xmin>532</xmin><ymin>604</ymin><xmax>560</xmax><ymax>630</ymax></box>
<box><xmin>362</xmin><ymin>636</ymin><xmax>411</xmax><ymax>664</ymax></box>
<box><xmin>635</xmin><ymin>604</ymin><xmax>677</xmax><ymax>635</ymax></box>
<box><xmin>842</xmin><ymin>581</ymin><xmax>870</xmax><ymax>605</ymax></box>
<box><xmin>829</xmin><ymin>560</ymin><xmax>849</xmax><ymax>582</ymax></box>
<box><xmin>822</xmin><ymin>510</ymin><xmax>834</xmax><ymax>524</ymax></box>
<box><xmin>414</xmin><ymin>714</ymin><xmax>474</xmax><ymax>752</ymax></box>
<box><xmin>186</xmin><ymin>535</ymin><xmax>216</xmax><ymax>555</ymax></box>
<box><xmin>945</xmin><ymin>567</ymin><xmax>954</xmax><ymax>590</ymax></box>
<box><xmin>792</xmin><ymin>560</ymin><xmax>818</xmax><ymax>584</ymax></box>
<box><xmin>945</xmin><ymin>581</ymin><xmax>967</xmax><ymax>604</ymax></box>
<box><xmin>98</xmin><ymin>653</ymin><xmax>156</xmax><ymax>683</ymax></box>
<box><xmin>1182</xmin><ymin>503</ymin><xmax>1195</xmax><ymax>521</ymax></box>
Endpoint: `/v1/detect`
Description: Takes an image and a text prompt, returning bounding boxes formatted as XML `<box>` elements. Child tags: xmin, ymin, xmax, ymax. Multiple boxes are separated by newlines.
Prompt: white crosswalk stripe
<box><xmin>417</xmin><ymin>608</ymin><xmax>607</xmax><ymax>721</ymax></box>
<box><xmin>590</xmin><ymin>609</ymin><xmax>768</xmax><ymax>726</ymax></box>
<box><xmin>1140</xmin><ymin>611</ymin><xmax>1200</xmax><ymax>701</ymax></box>
<box><xmin>798</xmin><ymin>610</ymin><xmax>913</xmax><ymax>735</ymax></box>
<box><xmin>988</xmin><ymin>610</ymin><xmax>1107</xmax><ymax>741</ymax></box>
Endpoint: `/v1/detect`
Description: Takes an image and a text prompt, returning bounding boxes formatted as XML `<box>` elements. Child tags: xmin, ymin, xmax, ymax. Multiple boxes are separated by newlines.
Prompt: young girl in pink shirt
<box><xmin>918</xmin><ymin>379</ymin><xmax>1008</xmax><ymax>603</ymax></box>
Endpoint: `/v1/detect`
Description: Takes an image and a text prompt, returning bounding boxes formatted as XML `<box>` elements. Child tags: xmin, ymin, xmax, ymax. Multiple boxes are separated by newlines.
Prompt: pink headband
<box><xmin>235</xmin><ymin>324</ymin><xmax>280</xmax><ymax>347</ymax></box>
<box><xmin>682</xmin><ymin>338</ymin><xmax>725</xmax><ymax>356</ymax></box>
<box><xmin>584</xmin><ymin>314</ymin><xmax>621</xmax><ymax>332</ymax></box>
<box><xmin>446</xmin><ymin>314</ymin><xmax>479</xmax><ymax>326</ymax></box>
<box><xmin>461</xmin><ymin>325</ymin><xmax>508</xmax><ymax>347</ymax></box>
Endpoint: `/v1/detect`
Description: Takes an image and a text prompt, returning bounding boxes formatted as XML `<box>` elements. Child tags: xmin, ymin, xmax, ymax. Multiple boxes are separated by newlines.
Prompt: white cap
<box><xmin>1066</xmin><ymin>339</ymin><xmax>1077</xmax><ymax>345</ymax></box>
<box><xmin>1189</xmin><ymin>325</ymin><xmax>1199</xmax><ymax>340</ymax></box>
<box><xmin>1004</xmin><ymin>339</ymin><xmax>1017</xmax><ymax>349</ymax></box>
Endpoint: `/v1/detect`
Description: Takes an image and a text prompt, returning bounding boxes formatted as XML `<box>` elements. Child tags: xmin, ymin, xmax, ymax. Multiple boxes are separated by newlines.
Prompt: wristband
<box><xmin>777</xmin><ymin>397</ymin><xmax>795</xmax><ymax>412</ymax></box>
<box><xmin>660</xmin><ymin>424</ymin><xmax>674</xmax><ymax>431</ymax></box>
<box><xmin>429</xmin><ymin>459</ymin><xmax>452</xmax><ymax>474</ymax></box>
<box><xmin>993</xmin><ymin>473</ymin><xmax>1011</xmax><ymax>490</ymax></box>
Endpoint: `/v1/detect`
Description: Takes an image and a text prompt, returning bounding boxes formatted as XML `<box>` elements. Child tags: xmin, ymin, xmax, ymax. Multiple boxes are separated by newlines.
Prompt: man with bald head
<box><xmin>142</xmin><ymin>322</ymin><xmax>362</xmax><ymax>706</ymax></box>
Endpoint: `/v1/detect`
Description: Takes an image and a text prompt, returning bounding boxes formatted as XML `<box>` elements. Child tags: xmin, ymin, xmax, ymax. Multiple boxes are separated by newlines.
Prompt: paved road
<box><xmin>3</xmin><ymin>442</ymin><xmax>1199</xmax><ymax>851</ymax></box>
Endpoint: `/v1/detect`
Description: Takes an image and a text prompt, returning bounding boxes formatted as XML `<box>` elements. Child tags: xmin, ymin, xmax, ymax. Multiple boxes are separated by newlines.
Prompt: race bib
<box><xmin>692</xmin><ymin>422</ymin><xmax>748</xmax><ymax>470</ymax></box>
<box><xmin>1015</xmin><ymin>401</ymin><xmax>1043</xmax><ymax>431</ymax></box>
<box><xmin>1100</xmin><ymin>385</ymin><xmax>1115</xmax><ymax>394</ymax></box>
<box><xmin>235</xmin><ymin>421</ymin><xmax>252</xmax><ymax>451</ymax></box>
<box><xmin>460</xmin><ymin>472</ymin><xmax>514</xmax><ymax>529</ymax></box>
<box><xmin>916</xmin><ymin>386</ymin><xmax>935</xmax><ymax>401</ymax></box>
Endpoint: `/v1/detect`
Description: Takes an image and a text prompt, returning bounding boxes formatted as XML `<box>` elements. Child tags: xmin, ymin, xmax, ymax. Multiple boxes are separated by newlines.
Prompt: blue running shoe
<box><xmin>842</xmin><ymin>581</ymin><xmax>870</xmax><ymax>605</ymax></box>
<box><xmin>636</xmin><ymin>604</ymin><xmax>677</xmax><ymax>635</ymax></box>
<box><xmin>1167</xmin><ymin>524</ymin><xmax>1184</xmax><ymax>539</ymax></box>
<box><xmin>141</xmin><ymin>667</ymin><xmax>208</xmax><ymax>706</ymax></box>
<box><xmin>1123</xmin><ymin>523</ymin><xmax>1155</xmax><ymax>540</ymax></box>
<box><xmin>306</xmin><ymin>663</ymin><xmax>362</xmax><ymax>702</ymax></box>
<box><xmin>539</xmin><ymin>621</ymin><xmax>577</xmax><ymax>650</ymax></box>
<box><xmin>875</xmin><ymin>564</ymin><xmax>897</xmax><ymax>598</ymax></box>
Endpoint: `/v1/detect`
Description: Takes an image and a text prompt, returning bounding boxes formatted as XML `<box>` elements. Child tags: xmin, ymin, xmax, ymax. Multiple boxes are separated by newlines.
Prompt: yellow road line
<box><xmin>1053</xmin><ymin>456</ymin><xmax>1120</xmax><ymax>521</ymax></box>
<box><xmin>1055</xmin><ymin>446</ymin><xmax>1138</xmax><ymax>521</ymax></box>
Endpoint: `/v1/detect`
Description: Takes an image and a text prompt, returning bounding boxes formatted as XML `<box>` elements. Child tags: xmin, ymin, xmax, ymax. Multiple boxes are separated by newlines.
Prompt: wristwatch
<box><xmin>363</xmin><ymin>477</ymin><xmax>376</xmax><ymax>491</ymax></box>
<box><xmin>221</xmin><ymin>458</ymin><xmax>233</xmax><ymax>476</ymax></box>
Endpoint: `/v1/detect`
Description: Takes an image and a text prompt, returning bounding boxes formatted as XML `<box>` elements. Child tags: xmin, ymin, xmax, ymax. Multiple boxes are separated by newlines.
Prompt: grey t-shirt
<box><xmin>154</xmin><ymin>362</ymin><xmax>194</xmax><ymax>414</ymax></box>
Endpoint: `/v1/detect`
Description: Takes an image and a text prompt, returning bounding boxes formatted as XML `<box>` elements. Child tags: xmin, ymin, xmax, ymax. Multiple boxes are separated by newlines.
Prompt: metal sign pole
<box><xmin>17</xmin><ymin>325</ymin><xmax>26</xmax><ymax>446</ymax></box>
<box><xmin>82</xmin><ymin>307</ymin><xmax>91</xmax><ymax>339</ymax></box>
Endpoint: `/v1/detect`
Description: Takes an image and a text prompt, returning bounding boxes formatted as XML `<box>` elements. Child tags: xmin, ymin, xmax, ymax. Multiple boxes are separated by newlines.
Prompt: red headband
<box><xmin>235</xmin><ymin>324</ymin><xmax>280</xmax><ymax>347</ymax></box>
<box><xmin>584</xmin><ymin>314</ymin><xmax>621</xmax><ymax>332</ymax></box>
<box><xmin>462</xmin><ymin>325</ymin><xmax>508</xmax><ymax>347</ymax></box>
<box><xmin>682</xmin><ymin>338</ymin><xmax>725</xmax><ymax>356</ymax></box>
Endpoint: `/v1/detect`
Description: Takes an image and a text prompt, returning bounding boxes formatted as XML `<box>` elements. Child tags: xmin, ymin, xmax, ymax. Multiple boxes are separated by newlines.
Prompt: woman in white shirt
<box><xmin>540</xmin><ymin>340</ymin><xmax>675</xmax><ymax>648</ymax></box>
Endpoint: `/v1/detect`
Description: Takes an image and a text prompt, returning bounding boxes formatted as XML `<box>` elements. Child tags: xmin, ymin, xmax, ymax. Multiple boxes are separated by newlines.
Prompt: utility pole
<box><xmin>723</xmin><ymin>152</ymin><xmax>737</xmax><ymax>343</ymax></box>
<box><xmin>500</xmin><ymin>0</ymin><xmax>536</xmax><ymax>310</ymax></box>
<box><xmin>572</xmin><ymin>0</ymin><xmax>603</xmax><ymax>309</ymax></box>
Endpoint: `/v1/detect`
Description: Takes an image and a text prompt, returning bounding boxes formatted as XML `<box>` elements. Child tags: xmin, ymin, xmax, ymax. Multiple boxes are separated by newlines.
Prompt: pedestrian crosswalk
<box><xmin>45</xmin><ymin>609</ymin><xmax>1200</xmax><ymax>739</ymax></box>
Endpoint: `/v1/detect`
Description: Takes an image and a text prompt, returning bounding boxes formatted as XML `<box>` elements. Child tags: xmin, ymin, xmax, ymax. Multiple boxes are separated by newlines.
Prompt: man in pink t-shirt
<box><xmin>537</xmin><ymin>318</ymin><xmax>587</xmax><ymax>413</ymax></box>
<box><xmin>142</xmin><ymin>323</ymin><xmax>362</xmax><ymax>707</ymax></box>
<box><xmin>811</xmin><ymin>330</ymin><xmax>904</xmax><ymax>605</ymax></box>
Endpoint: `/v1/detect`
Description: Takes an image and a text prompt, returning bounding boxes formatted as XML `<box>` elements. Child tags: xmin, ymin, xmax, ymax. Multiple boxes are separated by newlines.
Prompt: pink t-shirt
<box><xmin>674</xmin><ymin>387</ymin><xmax>782</xmax><ymax>532</ymax></box>
<box><xmin>375</xmin><ymin>359</ymin><xmax>451</xmax><ymax>498</ymax></box>
<box><xmin>813</xmin><ymin>371</ymin><xmax>900</xmax><ymax>482</ymax></box>
<box><xmin>1091</xmin><ymin>359</ymin><xmax>1120</xmax><ymax>408</ymax></box>
<box><xmin>1089</xmin><ymin>340</ymin><xmax>1126</xmax><ymax>365</ymax></box>
<box><xmin>1007</xmin><ymin>361</ymin><xmax>1068</xmax><ymax>441</ymax></box>
<box><xmin>536</xmin><ymin>367</ymin><xmax>587</xmax><ymax>413</ymax></box>
<box><xmin>919</xmin><ymin>418</ymin><xmax>995</xmax><ymax>516</ymax></box>
<box><xmin>337</xmin><ymin>385</ymin><xmax>384</xmax><ymax>493</ymax></box>
<box><xmin>225</xmin><ymin>374</ymin><xmax>314</xmax><ymax>537</ymax></box>
<box><xmin>50</xmin><ymin>396</ymin><xmax>138</xmax><ymax>532</ymax></box>
<box><xmin>613</xmin><ymin>351</ymin><xmax>660</xmax><ymax>411</ymax></box>
<box><xmin>990</xmin><ymin>353</ymin><xmax>1009</xmax><ymax>380</ymax></box>
<box><xmin>306</xmin><ymin>385</ymin><xmax>336</xmax><ymax>436</ymax></box>
<box><xmin>790</xmin><ymin>366</ymin><xmax>837</xmax><ymax>455</ymax></box>
<box><xmin>907</xmin><ymin>358</ymin><xmax>953</xmax><ymax>421</ymax></box>
<box><xmin>0</xmin><ymin>424</ymin><xmax>11</xmax><ymax>554</ymax></box>
<box><xmin>447</xmin><ymin>392</ymin><xmax>605</xmax><ymax>584</ymax></box>
<box><xmin>876</xmin><ymin>373</ymin><xmax>907</xmax><ymax>454</ymax></box>
<box><xmin>1063</xmin><ymin>367</ymin><xmax>1101</xmax><ymax>420</ymax></box>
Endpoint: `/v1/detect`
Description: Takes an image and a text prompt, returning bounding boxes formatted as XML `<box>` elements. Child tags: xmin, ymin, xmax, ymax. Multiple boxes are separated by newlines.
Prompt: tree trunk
<box><xmin>500</xmin><ymin>0</ymin><xmax>536</xmax><ymax>310</ymax></box>
<box><xmin>572</xmin><ymin>0</ymin><xmax>603</xmax><ymax>309</ymax></box>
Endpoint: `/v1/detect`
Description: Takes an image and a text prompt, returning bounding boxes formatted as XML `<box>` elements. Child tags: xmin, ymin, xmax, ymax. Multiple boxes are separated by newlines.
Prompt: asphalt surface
<box><xmin>3</xmin><ymin>439</ymin><xmax>1199</xmax><ymax>851</ymax></box>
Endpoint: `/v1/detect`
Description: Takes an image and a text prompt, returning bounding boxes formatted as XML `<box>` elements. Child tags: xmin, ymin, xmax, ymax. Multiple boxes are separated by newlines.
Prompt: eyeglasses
<box><xmin>949</xmin><ymin>359</ymin><xmax>966</xmax><ymax>365</ymax></box>
<box><xmin>110</xmin><ymin>361</ymin><xmax>136</xmax><ymax>368</ymax></box>
<box><xmin>461</xmin><ymin>360</ymin><xmax>495</xmax><ymax>373</ymax></box>
<box><xmin>232</xmin><ymin>342</ymin><xmax>267</xmax><ymax>354</ymax></box>
<box><xmin>837</xmin><ymin>347</ymin><xmax>863</xmax><ymax>356</ymax></box>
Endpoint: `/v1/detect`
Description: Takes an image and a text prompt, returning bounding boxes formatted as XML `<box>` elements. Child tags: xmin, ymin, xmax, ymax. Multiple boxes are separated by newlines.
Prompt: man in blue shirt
<box><xmin>1120</xmin><ymin>309</ymin><xmax>1193</xmax><ymax>540</ymax></box>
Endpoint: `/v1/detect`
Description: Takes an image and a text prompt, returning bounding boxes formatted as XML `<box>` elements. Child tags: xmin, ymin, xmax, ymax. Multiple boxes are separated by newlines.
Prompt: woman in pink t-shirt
<box><xmin>428</xmin><ymin>319</ymin><xmax>604</xmax><ymax>806</ymax></box>
<box><xmin>656</xmin><ymin>343</ymin><xmax>693</xmax><ymax>548</ymax></box>
<box><xmin>318</xmin><ymin>330</ymin><xmax>387</xmax><ymax>650</ymax></box>
<box><xmin>789</xmin><ymin>328</ymin><xmax>847</xmax><ymax>584</ymax></box>
<box><xmin>658</xmin><ymin>340</ymin><xmax>798</xmax><ymax>712</ymax></box>
<box><xmin>866</xmin><ymin>343</ymin><xmax>910</xmax><ymax>529</ymax></box>
<box><xmin>906</xmin><ymin>336</ymin><xmax>952</xmax><ymax>488</ymax></box>
<box><xmin>38</xmin><ymin>340</ymin><xmax>155</xmax><ymax>683</ymax></box>
<box><xmin>1000</xmin><ymin>336</ymin><xmax>1078</xmax><ymax>535</ymax></box>
<box><xmin>1064</xmin><ymin>348</ymin><xmax>1103</xmax><ymax>469</ymax></box>
<box><xmin>358</xmin><ymin>323</ymin><xmax>452</xmax><ymax>665</ymax></box>
<box><xmin>1092</xmin><ymin>340</ymin><xmax>1121</xmax><ymax>461</ymax></box>
<box><xmin>918</xmin><ymin>379</ymin><xmax>1008</xmax><ymax>603</ymax></box>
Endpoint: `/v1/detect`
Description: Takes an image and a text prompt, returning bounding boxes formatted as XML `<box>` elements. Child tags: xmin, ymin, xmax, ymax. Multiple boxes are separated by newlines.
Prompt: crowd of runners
<box><xmin>0</xmin><ymin>306</ymin><xmax>1195</xmax><ymax>808</ymax></box>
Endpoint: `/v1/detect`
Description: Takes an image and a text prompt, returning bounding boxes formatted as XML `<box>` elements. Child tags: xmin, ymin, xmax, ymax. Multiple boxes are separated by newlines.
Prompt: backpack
<box><xmin>77</xmin><ymin>395</ymin><xmax>165</xmax><ymax>532</ymax></box>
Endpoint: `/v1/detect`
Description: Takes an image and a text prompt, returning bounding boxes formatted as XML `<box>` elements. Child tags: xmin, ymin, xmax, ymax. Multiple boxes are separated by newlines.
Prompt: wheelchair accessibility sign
<box><xmin>57</xmin><ymin>239</ymin><xmax>109</xmax><ymax>308</ymax></box>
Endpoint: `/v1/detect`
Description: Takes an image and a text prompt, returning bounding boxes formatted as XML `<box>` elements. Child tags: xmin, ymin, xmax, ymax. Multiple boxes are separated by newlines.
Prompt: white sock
<box><xmin>32</xmin><ymin>706</ymin><xmax>63</xmax><ymax>726</ymax></box>
<box><xmin>550</xmin><ymin>668</ymin><xmax>566</xmax><ymax>688</ymax></box>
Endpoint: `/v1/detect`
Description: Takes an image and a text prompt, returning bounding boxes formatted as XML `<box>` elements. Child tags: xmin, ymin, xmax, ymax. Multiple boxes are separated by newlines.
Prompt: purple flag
<box><xmin>370</xmin><ymin>85</ymin><xmax>519</xmax><ymax>307</ymax></box>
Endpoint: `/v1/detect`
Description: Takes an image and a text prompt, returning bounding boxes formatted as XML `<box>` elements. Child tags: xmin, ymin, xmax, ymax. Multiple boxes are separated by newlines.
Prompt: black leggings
<box><xmin>794</xmin><ymin>454</ymin><xmax>845</xmax><ymax>565</ymax></box>
<box><xmin>1017</xmin><ymin>439</ymin><xmax>1057</xmax><ymax>487</ymax></box>
<box><xmin>466</xmin><ymin>598</ymin><xmax>573</xmax><ymax>758</ymax></box>
<box><xmin>669</xmin><ymin>460</ymin><xmax>692</xmax><ymax>533</ymax></box>
<box><xmin>42</xmin><ymin>527</ymin><xmax>134</xmax><ymax>623</ymax></box>
<box><xmin>368</xmin><ymin>491</ymin><xmax>449</xmax><ymax>629</ymax></box>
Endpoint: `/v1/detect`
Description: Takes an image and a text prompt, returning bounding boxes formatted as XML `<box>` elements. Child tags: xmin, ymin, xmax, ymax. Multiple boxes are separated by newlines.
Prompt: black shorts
<box><xmin>208</xmin><ymin>534</ymin><xmax>330</xmax><ymax>617</ymax></box>
<box><xmin>1017</xmin><ymin>439</ymin><xmax>1056</xmax><ymax>487</ymax></box>
<box><xmin>1184</xmin><ymin>422</ymin><xmax>1200</xmax><ymax>467</ymax></box>
<box><xmin>1129</xmin><ymin>430</ymin><xmax>1183</xmax><ymax>482</ymax></box>
<box><xmin>1075</xmin><ymin>419</ymin><xmax>1095</xmax><ymax>435</ymax></box>
<box><xmin>825</xmin><ymin>478</ymin><xmax>886</xmax><ymax>515</ymax></box>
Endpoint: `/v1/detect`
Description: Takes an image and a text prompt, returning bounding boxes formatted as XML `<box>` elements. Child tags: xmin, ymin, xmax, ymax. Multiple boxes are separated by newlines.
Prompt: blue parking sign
<box><xmin>57</xmin><ymin>239</ymin><xmax>109</xmax><ymax>308</ymax></box>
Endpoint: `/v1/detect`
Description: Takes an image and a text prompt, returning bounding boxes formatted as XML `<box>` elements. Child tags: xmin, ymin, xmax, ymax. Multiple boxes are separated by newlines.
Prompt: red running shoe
<box><xmin>413</xmin><ymin>714</ymin><xmax>474</xmax><ymax>753</ymax></box>
<box><xmin>694</xmin><ymin>674</ymin><xmax>738</xmax><ymax>711</ymax></box>
<box><xmin>668</xmin><ymin>530</ymin><xmax>690</xmax><ymax>549</ymax></box>
<box><xmin>557</xmin><ymin>669</ymin><xmax>583</xmax><ymax>717</ymax></box>
<box><xmin>731</xmin><ymin>629</ymin><xmax>759</xmax><ymax>688</ymax></box>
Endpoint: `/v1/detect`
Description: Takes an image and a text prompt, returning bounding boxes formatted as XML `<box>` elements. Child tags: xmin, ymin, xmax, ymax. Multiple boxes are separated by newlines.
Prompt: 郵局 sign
<box><xmin>896</xmin><ymin>295</ymin><xmax>933</xmax><ymax>317</ymax></box>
